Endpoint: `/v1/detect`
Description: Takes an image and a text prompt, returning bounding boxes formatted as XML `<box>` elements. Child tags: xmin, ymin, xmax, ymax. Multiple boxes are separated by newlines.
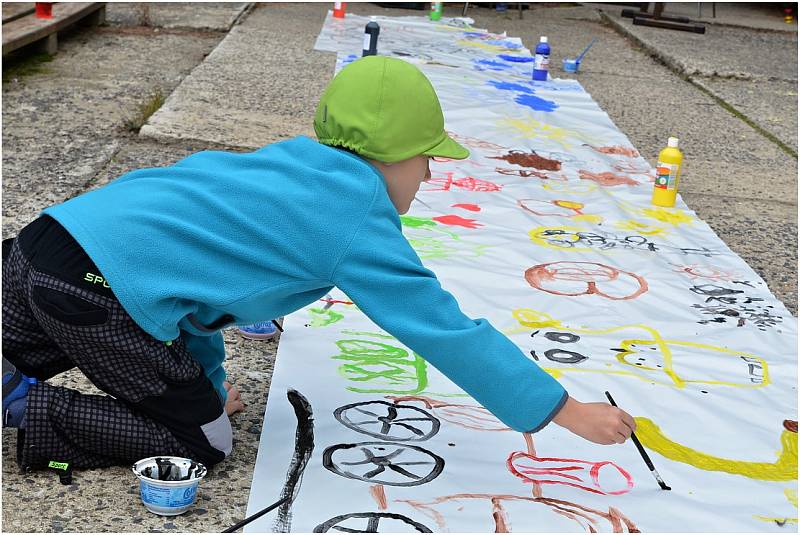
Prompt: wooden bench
<box><xmin>3</xmin><ymin>3</ymin><xmax>106</xmax><ymax>56</ymax></box>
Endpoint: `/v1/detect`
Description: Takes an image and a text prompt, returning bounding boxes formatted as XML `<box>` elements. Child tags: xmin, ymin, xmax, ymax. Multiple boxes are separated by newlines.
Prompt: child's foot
<box><xmin>2</xmin><ymin>358</ymin><xmax>34</xmax><ymax>428</ymax></box>
<box><xmin>238</xmin><ymin>320</ymin><xmax>278</xmax><ymax>341</ymax></box>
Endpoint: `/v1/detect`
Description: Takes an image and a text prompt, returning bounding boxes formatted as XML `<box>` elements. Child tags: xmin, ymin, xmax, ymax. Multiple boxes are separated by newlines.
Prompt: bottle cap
<box><xmin>540</xmin><ymin>36</ymin><xmax>548</xmax><ymax>43</ymax></box>
<box><xmin>667</xmin><ymin>137</ymin><xmax>679</xmax><ymax>148</ymax></box>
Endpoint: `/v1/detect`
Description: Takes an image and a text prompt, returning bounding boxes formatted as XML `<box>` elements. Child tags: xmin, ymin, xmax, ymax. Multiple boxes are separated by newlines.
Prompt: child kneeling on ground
<box><xmin>2</xmin><ymin>56</ymin><xmax>634</xmax><ymax>473</ymax></box>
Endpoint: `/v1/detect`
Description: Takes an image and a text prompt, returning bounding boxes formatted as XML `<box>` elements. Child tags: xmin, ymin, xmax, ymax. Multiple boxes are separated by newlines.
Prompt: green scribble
<box><xmin>340</xmin><ymin>330</ymin><xmax>394</xmax><ymax>339</ymax></box>
<box><xmin>307</xmin><ymin>307</ymin><xmax>344</xmax><ymax>327</ymax></box>
<box><xmin>404</xmin><ymin>226</ymin><xmax>491</xmax><ymax>260</ymax></box>
<box><xmin>332</xmin><ymin>339</ymin><xmax>428</xmax><ymax>394</ymax></box>
<box><xmin>400</xmin><ymin>215</ymin><xmax>438</xmax><ymax>228</ymax></box>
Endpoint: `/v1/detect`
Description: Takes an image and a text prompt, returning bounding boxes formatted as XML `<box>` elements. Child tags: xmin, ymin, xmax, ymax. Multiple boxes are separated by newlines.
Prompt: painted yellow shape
<box><xmin>788</xmin><ymin>488</ymin><xmax>798</xmax><ymax>508</ymax></box>
<box><xmin>553</xmin><ymin>200</ymin><xmax>584</xmax><ymax>210</ymax></box>
<box><xmin>571</xmin><ymin>214</ymin><xmax>604</xmax><ymax>224</ymax></box>
<box><xmin>614</xmin><ymin>219</ymin><xmax>667</xmax><ymax>236</ymax></box>
<box><xmin>511</xmin><ymin>308</ymin><xmax>563</xmax><ymax>330</ymax></box>
<box><xmin>528</xmin><ymin>225</ymin><xmax>595</xmax><ymax>252</ymax></box>
<box><xmin>640</xmin><ymin>207</ymin><xmax>695</xmax><ymax>226</ymax></box>
<box><xmin>456</xmin><ymin>39</ymin><xmax>524</xmax><ymax>54</ymax></box>
<box><xmin>616</xmin><ymin>338</ymin><xmax>770</xmax><ymax>388</ymax></box>
<box><xmin>754</xmin><ymin>487</ymin><xmax>798</xmax><ymax>525</ymax></box>
<box><xmin>542</xmin><ymin>181</ymin><xmax>598</xmax><ymax>195</ymax></box>
<box><xmin>500</xmin><ymin>117</ymin><xmax>578</xmax><ymax>149</ymax></box>
<box><xmin>616</xmin><ymin>200</ymin><xmax>694</xmax><ymax>227</ymax></box>
<box><xmin>635</xmin><ymin>417</ymin><xmax>797</xmax><ymax>481</ymax></box>
<box><xmin>754</xmin><ymin>516</ymin><xmax>798</xmax><ymax>526</ymax></box>
<box><xmin>508</xmin><ymin>308</ymin><xmax>769</xmax><ymax>389</ymax></box>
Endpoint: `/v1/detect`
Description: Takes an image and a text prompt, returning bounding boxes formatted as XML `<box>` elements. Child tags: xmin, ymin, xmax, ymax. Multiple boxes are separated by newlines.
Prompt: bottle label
<box><xmin>654</xmin><ymin>162</ymin><xmax>679</xmax><ymax>190</ymax></box>
<box><xmin>363</xmin><ymin>33</ymin><xmax>371</xmax><ymax>52</ymax></box>
<box><xmin>534</xmin><ymin>53</ymin><xmax>549</xmax><ymax>71</ymax></box>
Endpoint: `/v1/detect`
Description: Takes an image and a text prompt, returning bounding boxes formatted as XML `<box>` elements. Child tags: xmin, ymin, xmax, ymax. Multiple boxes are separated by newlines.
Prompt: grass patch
<box><xmin>2</xmin><ymin>52</ymin><xmax>55</xmax><ymax>82</ymax></box>
<box><xmin>124</xmin><ymin>89</ymin><xmax>165</xmax><ymax>132</ymax></box>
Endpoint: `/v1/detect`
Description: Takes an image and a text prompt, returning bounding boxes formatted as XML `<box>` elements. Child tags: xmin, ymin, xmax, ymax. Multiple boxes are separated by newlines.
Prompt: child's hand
<box><xmin>224</xmin><ymin>380</ymin><xmax>245</xmax><ymax>416</ymax></box>
<box><xmin>552</xmin><ymin>396</ymin><xmax>635</xmax><ymax>445</ymax></box>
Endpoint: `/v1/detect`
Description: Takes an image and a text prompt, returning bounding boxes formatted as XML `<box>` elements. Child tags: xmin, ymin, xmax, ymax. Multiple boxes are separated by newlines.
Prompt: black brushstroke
<box><xmin>543</xmin><ymin>331</ymin><xmax>580</xmax><ymax>343</ymax></box>
<box><xmin>313</xmin><ymin>512</ymin><xmax>433</xmax><ymax>533</ymax></box>
<box><xmin>334</xmin><ymin>401</ymin><xmax>440</xmax><ymax>441</ymax></box>
<box><xmin>544</xmin><ymin>348</ymin><xmax>588</xmax><ymax>364</ymax></box>
<box><xmin>272</xmin><ymin>389</ymin><xmax>315</xmax><ymax>533</ymax></box>
<box><xmin>323</xmin><ymin>442</ymin><xmax>444</xmax><ymax>487</ymax></box>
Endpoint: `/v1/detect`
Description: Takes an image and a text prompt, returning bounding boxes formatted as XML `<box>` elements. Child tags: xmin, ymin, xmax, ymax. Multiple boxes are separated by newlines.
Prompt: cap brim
<box><xmin>422</xmin><ymin>134</ymin><xmax>470</xmax><ymax>160</ymax></box>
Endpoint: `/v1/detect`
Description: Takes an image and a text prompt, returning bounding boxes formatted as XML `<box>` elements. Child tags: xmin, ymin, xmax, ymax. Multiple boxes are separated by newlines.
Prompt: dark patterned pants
<box><xmin>2</xmin><ymin>236</ymin><xmax>231</xmax><ymax>470</ymax></box>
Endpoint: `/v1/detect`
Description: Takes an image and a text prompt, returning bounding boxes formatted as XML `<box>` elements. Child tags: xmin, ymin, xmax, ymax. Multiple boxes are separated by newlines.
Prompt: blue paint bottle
<box><xmin>532</xmin><ymin>36</ymin><xmax>550</xmax><ymax>81</ymax></box>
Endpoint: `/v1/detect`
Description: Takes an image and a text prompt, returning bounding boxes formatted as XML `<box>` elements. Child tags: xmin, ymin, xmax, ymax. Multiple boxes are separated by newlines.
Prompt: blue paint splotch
<box><xmin>498</xmin><ymin>54</ymin><xmax>534</xmax><ymax>63</ymax></box>
<box><xmin>487</xmin><ymin>80</ymin><xmax>558</xmax><ymax>112</ymax></box>
<box><xmin>473</xmin><ymin>58</ymin><xmax>511</xmax><ymax>72</ymax></box>
<box><xmin>341</xmin><ymin>54</ymin><xmax>358</xmax><ymax>66</ymax></box>
<box><xmin>486</xmin><ymin>39</ymin><xmax>523</xmax><ymax>49</ymax></box>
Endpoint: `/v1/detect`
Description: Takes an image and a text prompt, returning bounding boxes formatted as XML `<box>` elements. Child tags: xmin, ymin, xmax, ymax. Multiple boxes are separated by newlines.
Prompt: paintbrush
<box><xmin>605</xmin><ymin>391</ymin><xmax>671</xmax><ymax>491</ymax></box>
<box><xmin>222</xmin><ymin>495</ymin><xmax>291</xmax><ymax>533</ymax></box>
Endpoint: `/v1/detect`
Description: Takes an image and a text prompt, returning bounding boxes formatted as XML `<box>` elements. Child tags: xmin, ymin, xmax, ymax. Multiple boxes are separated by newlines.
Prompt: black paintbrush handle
<box><xmin>604</xmin><ymin>391</ymin><xmax>656</xmax><ymax>471</ymax></box>
<box><xmin>222</xmin><ymin>495</ymin><xmax>291</xmax><ymax>533</ymax></box>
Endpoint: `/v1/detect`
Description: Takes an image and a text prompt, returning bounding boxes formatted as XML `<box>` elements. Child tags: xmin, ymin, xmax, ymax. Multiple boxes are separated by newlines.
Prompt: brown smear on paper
<box><xmin>523</xmin><ymin>432</ymin><xmax>543</xmax><ymax>498</ymax></box>
<box><xmin>588</xmin><ymin>145</ymin><xmax>640</xmax><ymax>158</ymax></box>
<box><xmin>369</xmin><ymin>484</ymin><xmax>388</xmax><ymax>510</ymax></box>
<box><xmin>397</xmin><ymin>494</ymin><xmax>640</xmax><ymax>533</ymax></box>
<box><xmin>387</xmin><ymin>395</ymin><xmax>511</xmax><ymax>431</ymax></box>
<box><xmin>579</xmin><ymin>169</ymin><xmax>640</xmax><ymax>187</ymax></box>
<box><xmin>490</xmin><ymin>150</ymin><xmax>562</xmax><ymax>171</ymax></box>
<box><xmin>524</xmin><ymin>261</ymin><xmax>649</xmax><ymax>301</ymax></box>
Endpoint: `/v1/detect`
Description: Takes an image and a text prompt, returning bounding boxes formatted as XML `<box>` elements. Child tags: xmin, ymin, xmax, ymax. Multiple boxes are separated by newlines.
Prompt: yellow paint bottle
<box><xmin>651</xmin><ymin>137</ymin><xmax>683</xmax><ymax>207</ymax></box>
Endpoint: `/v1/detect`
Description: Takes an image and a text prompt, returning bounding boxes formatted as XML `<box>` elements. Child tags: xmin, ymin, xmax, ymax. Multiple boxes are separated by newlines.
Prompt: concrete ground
<box><xmin>1</xmin><ymin>2</ymin><xmax>796</xmax><ymax>532</ymax></box>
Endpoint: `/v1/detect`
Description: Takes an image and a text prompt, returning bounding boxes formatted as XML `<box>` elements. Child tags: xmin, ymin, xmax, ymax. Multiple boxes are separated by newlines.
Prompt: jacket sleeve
<box><xmin>182</xmin><ymin>330</ymin><xmax>228</xmax><ymax>403</ymax></box>
<box><xmin>329</xmin><ymin>198</ymin><xmax>568</xmax><ymax>433</ymax></box>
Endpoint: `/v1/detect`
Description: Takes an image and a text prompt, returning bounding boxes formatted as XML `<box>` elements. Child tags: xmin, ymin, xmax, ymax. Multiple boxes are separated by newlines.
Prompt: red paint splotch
<box><xmin>433</xmin><ymin>215</ymin><xmax>483</xmax><ymax>229</ymax></box>
<box><xmin>579</xmin><ymin>169</ymin><xmax>640</xmax><ymax>187</ymax></box>
<box><xmin>589</xmin><ymin>145</ymin><xmax>640</xmax><ymax>158</ymax></box>
<box><xmin>489</xmin><ymin>150</ymin><xmax>561</xmax><ymax>171</ymax></box>
<box><xmin>426</xmin><ymin>173</ymin><xmax>502</xmax><ymax>192</ymax></box>
<box><xmin>451</xmin><ymin>203</ymin><xmax>481</xmax><ymax>212</ymax></box>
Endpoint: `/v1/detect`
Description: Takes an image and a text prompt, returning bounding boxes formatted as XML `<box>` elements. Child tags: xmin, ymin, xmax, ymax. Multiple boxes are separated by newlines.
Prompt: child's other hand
<box><xmin>552</xmin><ymin>396</ymin><xmax>635</xmax><ymax>445</ymax></box>
<box><xmin>224</xmin><ymin>380</ymin><xmax>245</xmax><ymax>416</ymax></box>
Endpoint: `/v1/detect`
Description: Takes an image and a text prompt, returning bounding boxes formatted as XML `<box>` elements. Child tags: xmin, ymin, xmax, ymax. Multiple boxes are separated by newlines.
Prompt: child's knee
<box><xmin>200</xmin><ymin>410</ymin><xmax>233</xmax><ymax>461</ymax></box>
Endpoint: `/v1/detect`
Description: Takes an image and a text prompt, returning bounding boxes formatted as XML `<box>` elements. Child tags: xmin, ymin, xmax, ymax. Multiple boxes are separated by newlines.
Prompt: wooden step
<box><xmin>3</xmin><ymin>3</ymin><xmax>106</xmax><ymax>56</ymax></box>
<box><xmin>2</xmin><ymin>3</ymin><xmax>35</xmax><ymax>24</ymax></box>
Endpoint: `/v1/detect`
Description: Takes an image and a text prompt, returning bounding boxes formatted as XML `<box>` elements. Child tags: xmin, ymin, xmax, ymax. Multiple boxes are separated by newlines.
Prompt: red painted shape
<box><xmin>433</xmin><ymin>215</ymin><xmax>483</xmax><ymax>229</ymax></box>
<box><xmin>319</xmin><ymin>298</ymin><xmax>353</xmax><ymax>306</ymax></box>
<box><xmin>507</xmin><ymin>451</ymin><xmax>634</xmax><ymax>496</ymax></box>
<box><xmin>452</xmin><ymin>203</ymin><xmax>482</xmax><ymax>212</ymax></box>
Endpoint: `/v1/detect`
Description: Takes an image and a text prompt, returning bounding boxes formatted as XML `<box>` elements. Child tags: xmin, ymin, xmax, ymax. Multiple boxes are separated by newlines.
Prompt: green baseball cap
<box><xmin>314</xmin><ymin>56</ymin><xmax>469</xmax><ymax>163</ymax></box>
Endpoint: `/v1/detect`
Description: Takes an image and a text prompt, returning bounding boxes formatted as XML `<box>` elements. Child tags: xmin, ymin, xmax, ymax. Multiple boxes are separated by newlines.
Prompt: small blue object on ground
<box><xmin>563</xmin><ymin>58</ymin><xmax>579</xmax><ymax>73</ymax></box>
<box><xmin>238</xmin><ymin>321</ymin><xmax>278</xmax><ymax>340</ymax></box>
<box><xmin>2</xmin><ymin>357</ymin><xmax>35</xmax><ymax>428</ymax></box>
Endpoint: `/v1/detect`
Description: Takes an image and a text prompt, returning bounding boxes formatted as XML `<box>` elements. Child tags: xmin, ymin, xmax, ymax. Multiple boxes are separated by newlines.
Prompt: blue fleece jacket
<box><xmin>43</xmin><ymin>136</ymin><xmax>567</xmax><ymax>432</ymax></box>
